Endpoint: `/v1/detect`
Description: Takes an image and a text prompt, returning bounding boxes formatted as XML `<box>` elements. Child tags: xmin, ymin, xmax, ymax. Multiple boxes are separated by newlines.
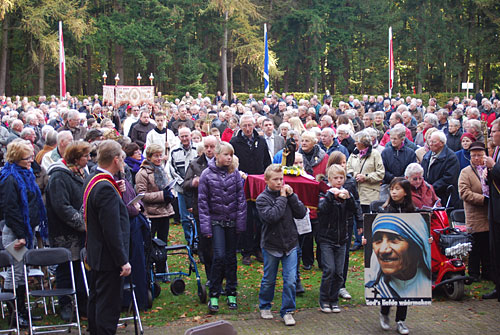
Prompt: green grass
<box><xmin>0</xmin><ymin>224</ymin><xmax>495</xmax><ymax>330</ymax></box>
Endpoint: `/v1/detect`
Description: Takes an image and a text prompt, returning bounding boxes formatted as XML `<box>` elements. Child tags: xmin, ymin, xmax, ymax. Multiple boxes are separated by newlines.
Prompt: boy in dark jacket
<box><xmin>256</xmin><ymin>164</ymin><xmax>307</xmax><ymax>326</ymax></box>
<box><xmin>317</xmin><ymin>164</ymin><xmax>356</xmax><ymax>313</ymax></box>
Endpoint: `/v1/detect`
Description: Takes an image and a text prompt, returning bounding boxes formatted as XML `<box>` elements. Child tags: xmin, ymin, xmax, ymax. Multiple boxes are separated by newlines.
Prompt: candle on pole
<box><xmin>137</xmin><ymin>73</ymin><xmax>142</xmax><ymax>86</ymax></box>
<box><xmin>102</xmin><ymin>71</ymin><xmax>107</xmax><ymax>84</ymax></box>
<box><xmin>115</xmin><ymin>73</ymin><xmax>120</xmax><ymax>86</ymax></box>
<box><xmin>149</xmin><ymin>73</ymin><xmax>154</xmax><ymax>86</ymax></box>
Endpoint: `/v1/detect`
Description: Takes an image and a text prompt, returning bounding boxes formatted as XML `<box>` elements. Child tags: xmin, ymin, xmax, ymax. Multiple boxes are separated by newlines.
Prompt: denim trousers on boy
<box><xmin>259</xmin><ymin>248</ymin><xmax>297</xmax><ymax>317</ymax></box>
<box><xmin>209</xmin><ymin>225</ymin><xmax>237</xmax><ymax>297</ymax></box>
<box><xmin>319</xmin><ymin>242</ymin><xmax>346</xmax><ymax>306</ymax></box>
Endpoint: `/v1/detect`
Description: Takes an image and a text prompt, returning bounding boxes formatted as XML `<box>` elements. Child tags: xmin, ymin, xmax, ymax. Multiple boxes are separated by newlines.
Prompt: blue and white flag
<box><xmin>264</xmin><ymin>23</ymin><xmax>269</xmax><ymax>96</ymax></box>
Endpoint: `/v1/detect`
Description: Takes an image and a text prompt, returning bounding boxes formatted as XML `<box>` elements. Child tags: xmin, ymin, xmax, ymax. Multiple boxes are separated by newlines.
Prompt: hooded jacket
<box><xmin>198</xmin><ymin>160</ymin><xmax>246</xmax><ymax>236</ymax></box>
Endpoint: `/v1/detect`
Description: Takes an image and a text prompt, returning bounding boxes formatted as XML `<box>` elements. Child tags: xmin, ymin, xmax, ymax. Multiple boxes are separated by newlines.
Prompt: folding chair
<box><xmin>23</xmin><ymin>248</ymin><xmax>81</xmax><ymax>335</ymax></box>
<box><xmin>80</xmin><ymin>248</ymin><xmax>143</xmax><ymax>335</ymax></box>
<box><xmin>0</xmin><ymin>251</ymin><xmax>19</xmax><ymax>334</ymax></box>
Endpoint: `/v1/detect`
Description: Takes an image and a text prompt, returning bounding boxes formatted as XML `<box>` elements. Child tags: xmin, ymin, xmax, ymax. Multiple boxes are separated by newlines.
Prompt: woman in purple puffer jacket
<box><xmin>198</xmin><ymin>141</ymin><xmax>246</xmax><ymax>313</ymax></box>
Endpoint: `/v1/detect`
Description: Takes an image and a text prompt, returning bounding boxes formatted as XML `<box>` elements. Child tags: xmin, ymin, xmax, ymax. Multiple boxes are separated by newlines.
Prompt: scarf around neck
<box><xmin>0</xmin><ymin>162</ymin><xmax>48</xmax><ymax>248</ymax></box>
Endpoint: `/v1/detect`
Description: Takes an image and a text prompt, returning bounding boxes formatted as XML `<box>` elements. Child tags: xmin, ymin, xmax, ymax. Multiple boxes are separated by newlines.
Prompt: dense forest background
<box><xmin>1</xmin><ymin>0</ymin><xmax>500</xmax><ymax>98</ymax></box>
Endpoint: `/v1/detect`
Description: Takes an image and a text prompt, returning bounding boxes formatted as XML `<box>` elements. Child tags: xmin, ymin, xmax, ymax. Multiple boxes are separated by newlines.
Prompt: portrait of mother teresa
<box><xmin>365</xmin><ymin>214</ymin><xmax>431</xmax><ymax>300</ymax></box>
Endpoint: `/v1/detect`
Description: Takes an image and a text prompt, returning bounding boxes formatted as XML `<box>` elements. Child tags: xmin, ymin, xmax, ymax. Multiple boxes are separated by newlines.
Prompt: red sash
<box><xmin>83</xmin><ymin>173</ymin><xmax>122</xmax><ymax>230</ymax></box>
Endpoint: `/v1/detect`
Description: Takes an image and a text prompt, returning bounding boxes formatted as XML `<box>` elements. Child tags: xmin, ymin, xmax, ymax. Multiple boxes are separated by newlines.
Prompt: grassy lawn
<box><xmin>0</xmin><ymin>223</ymin><xmax>495</xmax><ymax>331</ymax></box>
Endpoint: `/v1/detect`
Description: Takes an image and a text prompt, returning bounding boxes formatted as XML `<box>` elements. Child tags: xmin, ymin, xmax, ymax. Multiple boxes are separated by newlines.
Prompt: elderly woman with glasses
<box><xmin>0</xmin><ymin>140</ymin><xmax>48</xmax><ymax>326</ymax></box>
<box><xmin>404</xmin><ymin>163</ymin><xmax>440</xmax><ymax>209</ymax></box>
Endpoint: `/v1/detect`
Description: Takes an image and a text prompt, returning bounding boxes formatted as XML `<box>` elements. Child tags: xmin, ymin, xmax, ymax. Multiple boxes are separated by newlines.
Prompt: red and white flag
<box><xmin>389</xmin><ymin>26</ymin><xmax>394</xmax><ymax>96</ymax></box>
<box><xmin>59</xmin><ymin>21</ymin><xmax>66</xmax><ymax>99</ymax></box>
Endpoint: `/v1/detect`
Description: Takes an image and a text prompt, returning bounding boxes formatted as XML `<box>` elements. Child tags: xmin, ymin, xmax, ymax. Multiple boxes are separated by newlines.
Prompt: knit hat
<box><xmin>460</xmin><ymin>132</ymin><xmax>476</xmax><ymax>142</ymax></box>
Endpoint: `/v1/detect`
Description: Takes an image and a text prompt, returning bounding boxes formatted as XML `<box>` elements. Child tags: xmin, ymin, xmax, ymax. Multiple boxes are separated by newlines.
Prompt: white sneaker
<box><xmin>260</xmin><ymin>309</ymin><xmax>273</xmax><ymax>319</ymax></box>
<box><xmin>397</xmin><ymin>321</ymin><xmax>409</xmax><ymax>334</ymax></box>
<box><xmin>283</xmin><ymin>312</ymin><xmax>296</xmax><ymax>326</ymax></box>
<box><xmin>339</xmin><ymin>288</ymin><xmax>351</xmax><ymax>299</ymax></box>
<box><xmin>319</xmin><ymin>303</ymin><xmax>332</xmax><ymax>313</ymax></box>
<box><xmin>331</xmin><ymin>305</ymin><xmax>341</xmax><ymax>313</ymax></box>
<box><xmin>379</xmin><ymin>312</ymin><xmax>390</xmax><ymax>331</ymax></box>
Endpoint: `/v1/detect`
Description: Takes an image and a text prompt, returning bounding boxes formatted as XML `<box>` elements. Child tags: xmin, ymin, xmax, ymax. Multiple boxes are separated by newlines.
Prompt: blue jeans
<box><xmin>259</xmin><ymin>248</ymin><xmax>297</xmax><ymax>317</ymax></box>
<box><xmin>319</xmin><ymin>242</ymin><xmax>346</xmax><ymax>306</ymax></box>
<box><xmin>209</xmin><ymin>225</ymin><xmax>237</xmax><ymax>297</ymax></box>
<box><xmin>177</xmin><ymin>192</ymin><xmax>193</xmax><ymax>243</ymax></box>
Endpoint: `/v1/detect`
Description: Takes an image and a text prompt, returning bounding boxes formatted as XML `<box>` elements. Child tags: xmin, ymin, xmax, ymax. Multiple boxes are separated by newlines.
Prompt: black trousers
<box><xmin>209</xmin><ymin>226</ymin><xmax>237</xmax><ymax>297</ymax></box>
<box><xmin>87</xmin><ymin>269</ymin><xmax>124</xmax><ymax>335</ymax></box>
<box><xmin>489</xmin><ymin>219</ymin><xmax>500</xmax><ymax>291</ymax></box>
<box><xmin>469</xmin><ymin>231</ymin><xmax>491</xmax><ymax>280</ymax></box>
<box><xmin>240</xmin><ymin>201</ymin><xmax>261</xmax><ymax>257</ymax></box>
<box><xmin>381</xmin><ymin>306</ymin><xmax>407</xmax><ymax>322</ymax></box>
<box><xmin>300</xmin><ymin>219</ymin><xmax>320</xmax><ymax>267</ymax></box>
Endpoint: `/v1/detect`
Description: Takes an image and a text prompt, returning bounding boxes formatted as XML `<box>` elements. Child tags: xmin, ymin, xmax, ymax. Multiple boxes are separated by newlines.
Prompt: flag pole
<box><xmin>264</xmin><ymin>23</ymin><xmax>269</xmax><ymax>97</ymax></box>
<box><xmin>388</xmin><ymin>26</ymin><xmax>393</xmax><ymax>98</ymax></box>
<box><xmin>59</xmin><ymin>21</ymin><xmax>66</xmax><ymax>100</ymax></box>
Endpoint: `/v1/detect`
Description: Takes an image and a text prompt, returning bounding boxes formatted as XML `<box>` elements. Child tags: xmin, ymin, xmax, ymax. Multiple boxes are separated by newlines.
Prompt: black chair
<box><xmin>370</xmin><ymin>200</ymin><xmax>386</xmax><ymax>213</ymax></box>
<box><xmin>0</xmin><ymin>251</ymin><xmax>19</xmax><ymax>334</ymax></box>
<box><xmin>449</xmin><ymin>209</ymin><xmax>466</xmax><ymax>229</ymax></box>
<box><xmin>23</xmin><ymin>248</ymin><xmax>81</xmax><ymax>335</ymax></box>
<box><xmin>79</xmin><ymin>248</ymin><xmax>143</xmax><ymax>335</ymax></box>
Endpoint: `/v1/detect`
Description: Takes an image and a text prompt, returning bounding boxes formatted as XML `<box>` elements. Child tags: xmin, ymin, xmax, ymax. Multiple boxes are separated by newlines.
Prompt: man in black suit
<box><xmin>483</xmin><ymin>119</ymin><xmax>500</xmax><ymax>301</ymax></box>
<box><xmin>262</xmin><ymin>118</ymin><xmax>286</xmax><ymax>161</ymax></box>
<box><xmin>83</xmin><ymin>140</ymin><xmax>131</xmax><ymax>334</ymax></box>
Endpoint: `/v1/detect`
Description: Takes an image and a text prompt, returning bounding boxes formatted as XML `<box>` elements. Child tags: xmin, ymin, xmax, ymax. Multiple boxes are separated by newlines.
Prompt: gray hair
<box><xmin>26</xmin><ymin>113</ymin><xmax>37</xmax><ymax>124</ymax></box>
<box><xmin>44</xmin><ymin>130</ymin><xmax>57</xmax><ymax>146</ymax></box>
<box><xmin>467</xmin><ymin>119</ymin><xmax>481</xmax><ymax>133</ymax></box>
<box><xmin>390</xmin><ymin>124</ymin><xmax>406</xmax><ymax>139</ymax></box>
<box><xmin>448</xmin><ymin>119</ymin><xmax>460</xmax><ymax>127</ymax></box>
<box><xmin>432</xmin><ymin>131</ymin><xmax>447</xmax><ymax>145</ymax></box>
<box><xmin>424</xmin><ymin>113</ymin><xmax>439</xmax><ymax>127</ymax></box>
<box><xmin>20</xmin><ymin>127</ymin><xmax>35</xmax><ymax>138</ymax></box>
<box><xmin>337</xmin><ymin>124</ymin><xmax>353</xmax><ymax>136</ymax></box>
<box><xmin>321</xmin><ymin>127</ymin><xmax>335</xmax><ymax>137</ymax></box>
<box><xmin>278</xmin><ymin>122</ymin><xmax>291</xmax><ymax>132</ymax></box>
<box><xmin>57</xmin><ymin>130</ymin><xmax>73</xmax><ymax>145</ymax></box>
<box><xmin>364</xmin><ymin>127</ymin><xmax>378</xmax><ymax>139</ymax></box>
<box><xmin>467</xmin><ymin>107</ymin><xmax>480</xmax><ymax>118</ymax></box>
<box><xmin>67</xmin><ymin>109</ymin><xmax>80</xmax><ymax>120</ymax></box>
<box><xmin>404</xmin><ymin>163</ymin><xmax>424</xmax><ymax>178</ymax></box>
<box><xmin>353</xmin><ymin>130</ymin><xmax>372</xmax><ymax>147</ymax></box>
<box><xmin>321</xmin><ymin>115</ymin><xmax>333</xmax><ymax>125</ymax></box>
<box><xmin>239</xmin><ymin>113</ymin><xmax>255</xmax><ymax>125</ymax></box>
<box><xmin>373</xmin><ymin>111</ymin><xmax>384</xmax><ymax>118</ymax></box>
<box><xmin>396</xmin><ymin>105</ymin><xmax>408</xmax><ymax>113</ymax></box>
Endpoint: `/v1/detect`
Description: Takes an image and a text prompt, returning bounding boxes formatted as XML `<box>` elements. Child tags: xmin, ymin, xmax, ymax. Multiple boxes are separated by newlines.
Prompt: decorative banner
<box><xmin>364</xmin><ymin>213</ymin><xmax>432</xmax><ymax>306</ymax></box>
<box><xmin>102</xmin><ymin>85</ymin><xmax>155</xmax><ymax>106</ymax></box>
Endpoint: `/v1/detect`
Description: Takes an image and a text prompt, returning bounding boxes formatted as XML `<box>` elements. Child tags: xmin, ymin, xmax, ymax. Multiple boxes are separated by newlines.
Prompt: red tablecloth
<box><xmin>244</xmin><ymin>174</ymin><xmax>328</xmax><ymax>210</ymax></box>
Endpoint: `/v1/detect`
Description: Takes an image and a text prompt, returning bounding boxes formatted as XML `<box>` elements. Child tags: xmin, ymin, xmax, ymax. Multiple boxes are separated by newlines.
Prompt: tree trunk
<box><xmin>483</xmin><ymin>62</ymin><xmax>490</xmax><ymax>91</ymax></box>
<box><xmin>0</xmin><ymin>16</ymin><xmax>8</xmax><ymax>95</ymax></box>
<box><xmin>76</xmin><ymin>47</ymin><xmax>83</xmax><ymax>95</ymax></box>
<box><xmin>86</xmin><ymin>44</ymin><xmax>92</xmax><ymax>95</ymax></box>
<box><xmin>38</xmin><ymin>48</ymin><xmax>45</xmax><ymax>96</ymax></box>
<box><xmin>342</xmin><ymin>47</ymin><xmax>350</xmax><ymax>95</ymax></box>
<box><xmin>320</xmin><ymin>56</ymin><xmax>325</xmax><ymax>93</ymax></box>
<box><xmin>283</xmin><ymin>66</ymin><xmax>289</xmax><ymax>92</ymax></box>
<box><xmin>221</xmin><ymin>10</ymin><xmax>228</xmax><ymax>95</ymax></box>
<box><xmin>115</xmin><ymin>44</ymin><xmax>124</xmax><ymax>85</ymax></box>
<box><xmin>229</xmin><ymin>51</ymin><xmax>233</xmax><ymax>99</ymax></box>
<box><xmin>313</xmin><ymin>76</ymin><xmax>318</xmax><ymax>95</ymax></box>
<box><xmin>243</xmin><ymin>66</ymin><xmax>249</xmax><ymax>92</ymax></box>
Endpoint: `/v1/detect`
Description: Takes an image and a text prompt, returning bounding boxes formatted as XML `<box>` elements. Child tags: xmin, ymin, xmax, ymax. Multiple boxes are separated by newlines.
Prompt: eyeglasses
<box><xmin>410</xmin><ymin>176</ymin><xmax>423</xmax><ymax>181</ymax></box>
<box><xmin>21</xmin><ymin>155</ymin><xmax>34</xmax><ymax>161</ymax></box>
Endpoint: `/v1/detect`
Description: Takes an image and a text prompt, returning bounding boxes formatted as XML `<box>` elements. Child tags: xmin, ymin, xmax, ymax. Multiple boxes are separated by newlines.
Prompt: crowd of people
<box><xmin>0</xmin><ymin>88</ymin><xmax>499</xmax><ymax>334</ymax></box>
